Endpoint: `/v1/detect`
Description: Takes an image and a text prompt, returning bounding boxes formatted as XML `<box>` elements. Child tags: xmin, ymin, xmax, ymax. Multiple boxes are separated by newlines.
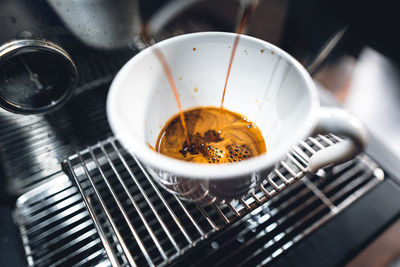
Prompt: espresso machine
<box><xmin>1</xmin><ymin>0</ymin><xmax>400</xmax><ymax>266</ymax></box>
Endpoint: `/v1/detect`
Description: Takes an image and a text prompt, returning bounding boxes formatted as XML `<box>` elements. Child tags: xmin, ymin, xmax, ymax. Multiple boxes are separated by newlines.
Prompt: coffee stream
<box><xmin>141</xmin><ymin>26</ymin><xmax>191</xmax><ymax>145</ymax></box>
<box><xmin>148</xmin><ymin>3</ymin><xmax>264</xmax><ymax>164</ymax></box>
<box><xmin>152</xmin><ymin>48</ymin><xmax>191</xmax><ymax>146</ymax></box>
<box><xmin>220</xmin><ymin>3</ymin><xmax>257</xmax><ymax>108</ymax></box>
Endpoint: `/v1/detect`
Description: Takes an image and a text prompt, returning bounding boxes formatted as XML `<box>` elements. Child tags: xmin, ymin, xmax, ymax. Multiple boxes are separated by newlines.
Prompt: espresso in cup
<box><xmin>155</xmin><ymin>106</ymin><xmax>266</xmax><ymax>164</ymax></box>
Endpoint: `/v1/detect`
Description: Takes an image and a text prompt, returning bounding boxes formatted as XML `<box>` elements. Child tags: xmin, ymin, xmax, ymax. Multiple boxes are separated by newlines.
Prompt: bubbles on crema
<box><xmin>155</xmin><ymin>107</ymin><xmax>266</xmax><ymax>164</ymax></box>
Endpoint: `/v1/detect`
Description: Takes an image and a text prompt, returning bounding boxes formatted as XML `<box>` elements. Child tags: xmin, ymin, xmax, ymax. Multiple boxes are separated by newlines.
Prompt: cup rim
<box><xmin>107</xmin><ymin>31</ymin><xmax>319</xmax><ymax>180</ymax></box>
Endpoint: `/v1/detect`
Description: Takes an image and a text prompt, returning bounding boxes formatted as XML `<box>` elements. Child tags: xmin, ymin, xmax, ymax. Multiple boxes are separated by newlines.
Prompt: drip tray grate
<box><xmin>56</xmin><ymin>135</ymin><xmax>384</xmax><ymax>267</ymax></box>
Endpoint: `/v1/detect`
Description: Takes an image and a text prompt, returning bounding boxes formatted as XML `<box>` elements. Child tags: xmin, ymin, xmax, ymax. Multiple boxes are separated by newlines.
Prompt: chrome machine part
<box><xmin>47</xmin><ymin>0</ymin><xmax>205</xmax><ymax>50</ymax></box>
<box><xmin>306</xmin><ymin>26</ymin><xmax>349</xmax><ymax>76</ymax></box>
<box><xmin>13</xmin><ymin>135</ymin><xmax>384</xmax><ymax>266</ymax></box>
<box><xmin>0</xmin><ymin>39</ymin><xmax>78</xmax><ymax>114</ymax></box>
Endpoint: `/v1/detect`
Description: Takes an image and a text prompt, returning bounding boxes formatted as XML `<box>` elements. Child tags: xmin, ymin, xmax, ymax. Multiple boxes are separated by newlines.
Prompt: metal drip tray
<box><xmin>13</xmin><ymin>173</ymin><xmax>108</xmax><ymax>266</ymax></box>
<box><xmin>13</xmin><ymin>134</ymin><xmax>384</xmax><ymax>267</ymax></box>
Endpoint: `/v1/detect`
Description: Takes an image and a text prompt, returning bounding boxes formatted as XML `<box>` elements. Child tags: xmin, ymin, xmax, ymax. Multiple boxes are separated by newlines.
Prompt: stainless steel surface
<box><xmin>0</xmin><ymin>39</ymin><xmax>78</xmax><ymax>114</ymax></box>
<box><xmin>13</xmin><ymin>172</ymin><xmax>110</xmax><ymax>267</ymax></box>
<box><xmin>0</xmin><ymin>85</ymin><xmax>112</xmax><ymax>195</ymax></box>
<box><xmin>28</xmin><ymin>135</ymin><xmax>381</xmax><ymax>266</ymax></box>
<box><xmin>47</xmin><ymin>0</ymin><xmax>141</xmax><ymax>50</ymax></box>
<box><xmin>47</xmin><ymin>0</ymin><xmax>205</xmax><ymax>50</ymax></box>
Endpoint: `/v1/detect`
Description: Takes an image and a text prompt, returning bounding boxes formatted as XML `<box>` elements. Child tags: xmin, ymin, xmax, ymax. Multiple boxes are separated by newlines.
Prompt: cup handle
<box><xmin>308</xmin><ymin>107</ymin><xmax>368</xmax><ymax>173</ymax></box>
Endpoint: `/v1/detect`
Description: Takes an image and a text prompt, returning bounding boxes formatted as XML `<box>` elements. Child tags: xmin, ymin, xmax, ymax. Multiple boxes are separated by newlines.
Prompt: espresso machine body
<box><xmin>1</xmin><ymin>0</ymin><xmax>400</xmax><ymax>266</ymax></box>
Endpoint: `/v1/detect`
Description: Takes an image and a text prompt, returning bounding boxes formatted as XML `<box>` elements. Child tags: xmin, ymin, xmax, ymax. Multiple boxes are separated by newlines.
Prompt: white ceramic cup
<box><xmin>107</xmin><ymin>32</ymin><xmax>367</xmax><ymax>205</ymax></box>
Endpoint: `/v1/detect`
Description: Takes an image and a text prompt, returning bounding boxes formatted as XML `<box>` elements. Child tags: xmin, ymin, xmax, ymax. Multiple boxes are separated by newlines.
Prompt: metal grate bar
<box><xmin>240</xmin><ymin>197</ymin><xmax>251</xmax><ymax>210</ymax></box>
<box><xmin>299</xmin><ymin>141</ymin><xmax>316</xmax><ymax>154</ymax></box>
<box><xmin>17</xmin><ymin>184</ymin><xmax>76</xmax><ymax>210</ymax></box>
<box><xmin>26</xmin><ymin>211</ymin><xmax>90</xmax><ymax>248</ymax></box>
<box><xmin>20</xmin><ymin>202</ymin><xmax>85</xmax><ymax>236</ymax></box>
<box><xmin>292</xmin><ymin>145</ymin><xmax>310</xmax><ymax>162</ymax></box>
<box><xmin>173</xmin><ymin>194</ymin><xmax>206</xmax><ymax>238</ymax></box>
<box><xmin>17</xmin><ymin>186</ymin><xmax>80</xmax><ymax>217</ymax></box>
<box><xmin>67</xmin><ymin>160</ymin><xmax>121</xmax><ymax>267</ymax></box>
<box><xmin>227</xmin><ymin>202</ymin><xmax>241</xmax><ymax>217</ymax></box>
<box><xmin>308</xmin><ymin>137</ymin><xmax>325</xmax><ymax>149</ymax></box>
<box><xmin>47</xmin><ymin>239</ymin><xmax>105</xmax><ymax>267</ymax></box>
<box><xmin>251</xmin><ymin>192</ymin><xmax>262</xmax><ymax>204</ymax></box>
<box><xmin>17</xmin><ymin>193</ymin><xmax>83</xmax><ymax>229</ymax></box>
<box><xmin>286</xmin><ymin>153</ymin><xmax>307</xmax><ymax>173</ymax></box>
<box><xmin>214</xmin><ymin>205</ymin><xmax>230</xmax><ymax>224</ymax></box>
<box><xmin>109</xmin><ymin>140</ymin><xmax>187</xmax><ymax>254</ymax></box>
<box><xmin>99</xmin><ymin>142</ymin><xmax>168</xmax><ymax>263</ymax></box>
<box><xmin>301</xmin><ymin>177</ymin><xmax>339</xmax><ymax>213</ymax></box>
<box><xmin>267</xmin><ymin>176</ymin><xmax>282</xmax><ymax>192</ymax></box>
<box><xmin>77</xmin><ymin>151</ymin><xmax>136</xmax><ymax>266</ymax></box>
<box><xmin>32</xmin><ymin>228</ymin><xmax>98</xmax><ymax>265</ymax></box>
<box><xmin>259</xmin><ymin>184</ymin><xmax>272</xmax><ymax>198</ymax></box>
<box><xmin>132</xmin><ymin>153</ymin><xmax>194</xmax><ymax>246</ymax></box>
<box><xmin>69</xmin><ymin>250</ymin><xmax>107</xmax><ymax>267</ymax></box>
<box><xmin>28</xmin><ymin>219</ymin><xmax>94</xmax><ymax>254</ymax></box>
<box><xmin>280</xmin><ymin>161</ymin><xmax>297</xmax><ymax>180</ymax></box>
<box><xmin>88</xmin><ymin>146</ymin><xmax>153</xmax><ymax>266</ymax></box>
<box><xmin>196</xmin><ymin>204</ymin><xmax>219</xmax><ymax>231</ymax></box>
<box><xmin>318</xmin><ymin>134</ymin><xmax>334</xmax><ymax>145</ymax></box>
